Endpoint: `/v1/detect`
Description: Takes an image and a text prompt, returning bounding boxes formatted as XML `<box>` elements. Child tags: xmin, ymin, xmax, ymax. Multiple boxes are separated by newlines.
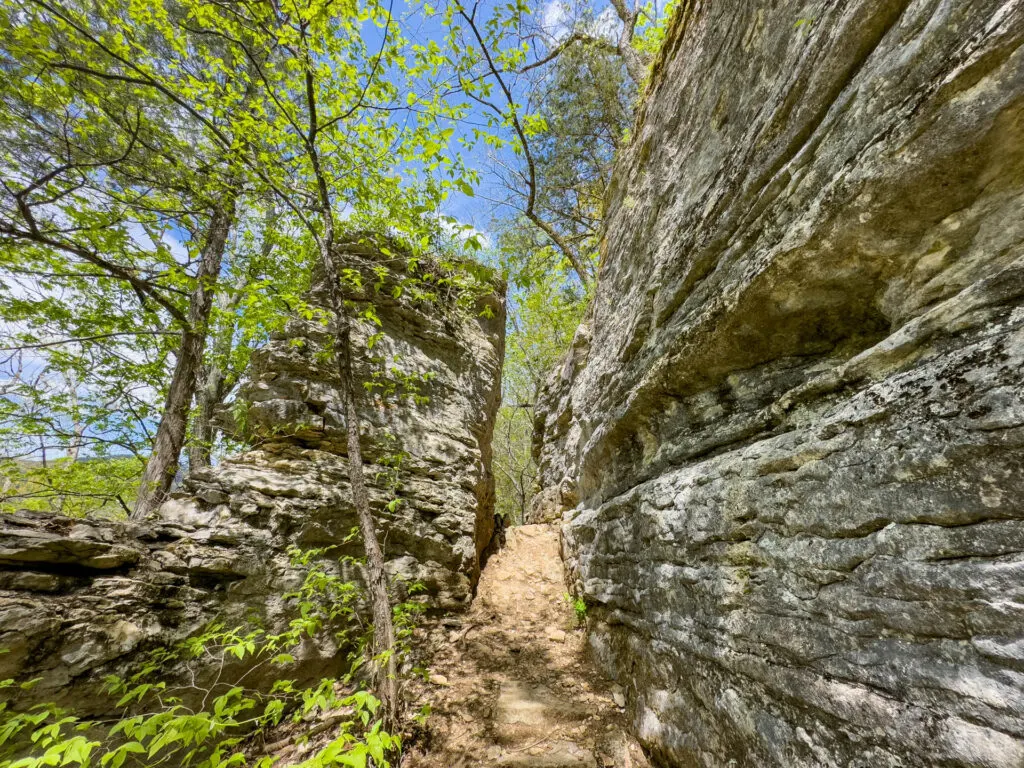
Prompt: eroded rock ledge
<box><xmin>0</xmin><ymin>244</ymin><xmax>504</xmax><ymax>712</ymax></box>
<box><xmin>534</xmin><ymin>2</ymin><xmax>1024</xmax><ymax>766</ymax></box>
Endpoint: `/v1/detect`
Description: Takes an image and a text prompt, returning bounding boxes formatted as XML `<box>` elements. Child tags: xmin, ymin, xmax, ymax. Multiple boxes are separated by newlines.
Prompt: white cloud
<box><xmin>437</xmin><ymin>215</ymin><xmax>492</xmax><ymax>251</ymax></box>
<box><xmin>538</xmin><ymin>1</ymin><xmax>623</xmax><ymax>48</ymax></box>
<box><xmin>541</xmin><ymin>0</ymin><xmax>571</xmax><ymax>41</ymax></box>
<box><xmin>590</xmin><ymin>5</ymin><xmax>620</xmax><ymax>41</ymax></box>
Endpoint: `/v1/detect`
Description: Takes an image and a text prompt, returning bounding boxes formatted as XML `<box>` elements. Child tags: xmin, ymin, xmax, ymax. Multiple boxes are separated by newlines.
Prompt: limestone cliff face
<box><xmin>0</xmin><ymin>245</ymin><xmax>504</xmax><ymax>712</ymax></box>
<box><xmin>170</xmin><ymin>246</ymin><xmax>505</xmax><ymax>609</ymax></box>
<box><xmin>534</xmin><ymin>2</ymin><xmax>1024</xmax><ymax>766</ymax></box>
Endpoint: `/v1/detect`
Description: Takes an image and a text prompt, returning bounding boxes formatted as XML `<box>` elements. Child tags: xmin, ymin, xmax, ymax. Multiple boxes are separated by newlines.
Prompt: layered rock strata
<box><xmin>0</xmin><ymin>245</ymin><xmax>504</xmax><ymax>712</ymax></box>
<box><xmin>534</xmin><ymin>2</ymin><xmax>1024</xmax><ymax>766</ymax></box>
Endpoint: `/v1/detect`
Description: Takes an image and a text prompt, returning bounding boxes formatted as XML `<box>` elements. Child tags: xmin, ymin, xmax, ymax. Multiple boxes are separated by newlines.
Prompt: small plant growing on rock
<box><xmin>564</xmin><ymin>593</ymin><xmax>587</xmax><ymax>628</ymax></box>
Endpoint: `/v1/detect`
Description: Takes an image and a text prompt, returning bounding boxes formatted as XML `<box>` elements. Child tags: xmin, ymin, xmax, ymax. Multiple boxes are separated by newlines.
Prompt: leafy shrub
<box><xmin>564</xmin><ymin>593</ymin><xmax>587</xmax><ymax>628</ymax></box>
<box><xmin>0</xmin><ymin>547</ymin><xmax>424</xmax><ymax>768</ymax></box>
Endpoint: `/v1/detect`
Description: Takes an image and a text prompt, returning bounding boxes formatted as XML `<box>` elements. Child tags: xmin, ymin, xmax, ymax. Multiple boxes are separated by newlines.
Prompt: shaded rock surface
<box><xmin>534</xmin><ymin>2</ymin><xmax>1024</xmax><ymax>766</ymax></box>
<box><xmin>0</xmin><ymin>510</ymin><xmax>328</xmax><ymax>713</ymax></box>
<box><xmin>0</xmin><ymin>246</ymin><xmax>504</xmax><ymax>713</ymax></box>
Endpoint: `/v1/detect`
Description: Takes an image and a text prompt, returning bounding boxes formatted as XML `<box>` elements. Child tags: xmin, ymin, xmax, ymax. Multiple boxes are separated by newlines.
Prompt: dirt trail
<box><xmin>404</xmin><ymin>524</ymin><xmax>649</xmax><ymax>768</ymax></box>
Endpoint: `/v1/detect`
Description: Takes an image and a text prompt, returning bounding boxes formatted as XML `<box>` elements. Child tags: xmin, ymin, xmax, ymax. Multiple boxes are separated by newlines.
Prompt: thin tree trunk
<box><xmin>64</xmin><ymin>370</ymin><xmax>84</xmax><ymax>462</ymax></box>
<box><xmin>187</xmin><ymin>272</ymin><xmax>247</xmax><ymax>470</ymax></box>
<box><xmin>133</xmin><ymin>195</ymin><xmax>236</xmax><ymax>518</ymax></box>
<box><xmin>607</xmin><ymin>0</ymin><xmax>649</xmax><ymax>85</ymax></box>
<box><xmin>186</xmin><ymin>364</ymin><xmax>220</xmax><ymax>471</ymax></box>
<box><xmin>319</xmin><ymin>243</ymin><xmax>399</xmax><ymax>728</ymax></box>
<box><xmin>338</xmin><ymin>308</ymin><xmax>399</xmax><ymax>727</ymax></box>
<box><xmin>68</xmin><ymin>424</ymin><xmax>84</xmax><ymax>462</ymax></box>
<box><xmin>297</xmin><ymin>27</ymin><xmax>399</xmax><ymax>721</ymax></box>
<box><xmin>188</xmin><ymin>201</ymin><xmax>273</xmax><ymax>470</ymax></box>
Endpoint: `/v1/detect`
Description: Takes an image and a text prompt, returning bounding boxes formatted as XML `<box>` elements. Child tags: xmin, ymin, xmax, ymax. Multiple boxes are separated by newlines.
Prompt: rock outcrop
<box><xmin>534</xmin><ymin>2</ymin><xmax>1024</xmax><ymax>766</ymax></box>
<box><xmin>170</xmin><ymin>244</ymin><xmax>505</xmax><ymax>610</ymax></box>
<box><xmin>0</xmin><ymin>243</ymin><xmax>504</xmax><ymax>712</ymax></box>
<box><xmin>0</xmin><ymin>510</ymin><xmax>323</xmax><ymax>713</ymax></box>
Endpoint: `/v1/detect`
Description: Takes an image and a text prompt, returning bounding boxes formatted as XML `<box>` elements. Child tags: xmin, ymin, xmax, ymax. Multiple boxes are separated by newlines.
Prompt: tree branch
<box><xmin>0</xmin><ymin>331</ymin><xmax>178</xmax><ymax>352</ymax></box>
<box><xmin>459</xmin><ymin>4</ymin><xmax>593</xmax><ymax>285</ymax></box>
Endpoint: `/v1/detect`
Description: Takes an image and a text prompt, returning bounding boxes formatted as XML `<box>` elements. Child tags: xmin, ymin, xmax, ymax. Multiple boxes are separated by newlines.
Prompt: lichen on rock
<box><xmin>534</xmin><ymin>2</ymin><xmax>1024</xmax><ymax>765</ymax></box>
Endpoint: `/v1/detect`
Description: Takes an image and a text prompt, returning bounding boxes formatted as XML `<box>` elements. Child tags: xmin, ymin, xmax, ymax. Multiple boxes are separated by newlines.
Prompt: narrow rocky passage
<box><xmin>404</xmin><ymin>524</ymin><xmax>649</xmax><ymax>768</ymax></box>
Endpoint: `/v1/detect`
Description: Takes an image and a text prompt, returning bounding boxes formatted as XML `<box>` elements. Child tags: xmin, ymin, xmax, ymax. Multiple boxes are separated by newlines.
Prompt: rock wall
<box><xmin>534</xmin><ymin>2</ymin><xmax>1024</xmax><ymax>766</ymax></box>
<box><xmin>0</xmin><ymin>243</ymin><xmax>504</xmax><ymax>712</ymax></box>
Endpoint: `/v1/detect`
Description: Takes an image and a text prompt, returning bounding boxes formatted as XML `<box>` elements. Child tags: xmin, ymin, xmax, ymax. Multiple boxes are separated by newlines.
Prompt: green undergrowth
<box><xmin>0</xmin><ymin>545</ymin><xmax>428</xmax><ymax>768</ymax></box>
<box><xmin>564</xmin><ymin>593</ymin><xmax>588</xmax><ymax>628</ymax></box>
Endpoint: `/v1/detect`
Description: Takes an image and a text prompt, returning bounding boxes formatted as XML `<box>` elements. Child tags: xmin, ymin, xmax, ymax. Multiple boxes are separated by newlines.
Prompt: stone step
<box><xmin>494</xmin><ymin>681</ymin><xmax>589</xmax><ymax>729</ymax></box>
<box><xmin>493</xmin><ymin>740</ymin><xmax>597</xmax><ymax>767</ymax></box>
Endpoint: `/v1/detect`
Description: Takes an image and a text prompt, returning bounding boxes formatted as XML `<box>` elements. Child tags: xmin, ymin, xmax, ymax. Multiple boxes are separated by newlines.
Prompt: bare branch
<box><xmin>458</xmin><ymin>5</ymin><xmax>593</xmax><ymax>285</ymax></box>
<box><xmin>0</xmin><ymin>331</ymin><xmax>179</xmax><ymax>352</ymax></box>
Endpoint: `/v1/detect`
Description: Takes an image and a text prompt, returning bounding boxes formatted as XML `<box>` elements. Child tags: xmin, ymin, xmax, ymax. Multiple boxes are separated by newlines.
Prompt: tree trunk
<box><xmin>317</xmin><ymin>245</ymin><xmax>399</xmax><ymax>727</ymax></box>
<box><xmin>336</xmin><ymin>308</ymin><xmax>400</xmax><ymax>727</ymax></box>
<box><xmin>187</xmin><ymin>274</ymin><xmax>244</xmax><ymax>470</ymax></box>
<box><xmin>608</xmin><ymin>0</ymin><xmax>650</xmax><ymax>86</ymax></box>
<box><xmin>186</xmin><ymin>363</ymin><xmax>221</xmax><ymax>471</ymax></box>
<box><xmin>298</xmin><ymin>35</ymin><xmax>398</xmax><ymax>719</ymax></box>
<box><xmin>617</xmin><ymin>37</ymin><xmax>647</xmax><ymax>86</ymax></box>
<box><xmin>133</xmin><ymin>195</ymin><xmax>236</xmax><ymax>518</ymax></box>
<box><xmin>187</xmin><ymin>203</ymin><xmax>271</xmax><ymax>470</ymax></box>
<box><xmin>64</xmin><ymin>370</ymin><xmax>84</xmax><ymax>462</ymax></box>
<box><xmin>68</xmin><ymin>422</ymin><xmax>84</xmax><ymax>463</ymax></box>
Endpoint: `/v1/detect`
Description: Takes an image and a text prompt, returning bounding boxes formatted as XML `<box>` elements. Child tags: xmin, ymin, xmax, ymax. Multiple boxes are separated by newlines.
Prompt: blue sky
<box><xmin>380</xmin><ymin>0</ymin><xmax>589</xmax><ymax>242</ymax></box>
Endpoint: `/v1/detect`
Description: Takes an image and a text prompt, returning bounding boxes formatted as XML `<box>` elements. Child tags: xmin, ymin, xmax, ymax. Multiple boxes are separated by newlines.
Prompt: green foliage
<box><xmin>0</xmin><ymin>457</ymin><xmax>140</xmax><ymax>518</ymax></box>
<box><xmin>0</xmin><ymin>546</ymin><xmax>422</xmax><ymax>767</ymax></box>
<box><xmin>460</xmin><ymin>0</ymin><xmax>652</xmax><ymax>525</ymax></box>
<box><xmin>631</xmin><ymin>0</ymin><xmax>683</xmax><ymax>64</ymax></box>
<box><xmin>564</xmin><ymin>593</ymin><xmax>587</xmax><ymax>628</ymax></box>
<box><xmin>528</xmin><ymin>40</ymin><xmax>635</xmax><ymax>268</ymax></box>
<box><xmin>0</xmin><ymin>0</ymin><xmax>486</xmax><ymax>493</ymax></box>
<box><xmin>492</xmin><ymin>252</ymin><xmax>588</xmax><ymax>524</ymax></box>
<box><xmin>0</xmin><ymin>680</ymin><xmax>395</xmax><ymax>768</ymax></box>
<box><xmin>365</xmin><ymin>364</ymin><xmax>436</xmax><ymax>409</ymax></box>
<box><xmin>0</xmin><ymin>0</ymin><xmax>240</xmax><ymax>467</ymax></box>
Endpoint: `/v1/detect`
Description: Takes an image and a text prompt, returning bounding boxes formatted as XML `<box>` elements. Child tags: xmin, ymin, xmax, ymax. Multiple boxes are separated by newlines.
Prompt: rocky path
<box><xmin>403</xmin><ymin>524</ymin><xmax>649</xmax><ymax>768</ymax></box>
